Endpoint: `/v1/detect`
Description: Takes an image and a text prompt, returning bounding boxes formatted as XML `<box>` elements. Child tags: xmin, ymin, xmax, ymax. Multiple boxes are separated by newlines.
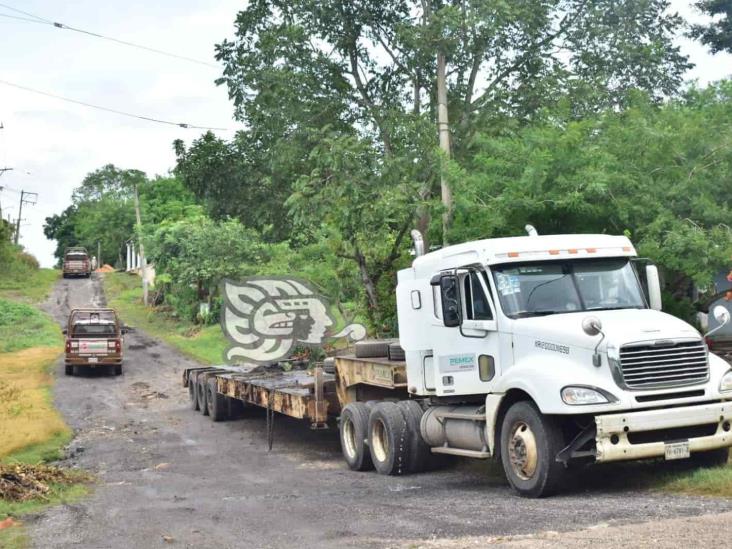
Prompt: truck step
<box><xmin>431</xmin><ymin>446</ymin><xmax>491</xmax><ymax>459</ymax></box>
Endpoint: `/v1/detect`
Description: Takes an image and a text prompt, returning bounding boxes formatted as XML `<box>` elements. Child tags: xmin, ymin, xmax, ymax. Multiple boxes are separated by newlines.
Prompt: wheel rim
<box><xmin>508</xmin><ymin>421</ymin><xmax>538</xmax><ymax>480</ymax></box>
<box><xmin>371</xmin><ymin>418</ymin><xmax>389</xmax><ymax>463</ymax></box>
<box><xmin>342</xmin><ymin>416</ymin><xmax>357</xmax><ymax>459</ymax></box>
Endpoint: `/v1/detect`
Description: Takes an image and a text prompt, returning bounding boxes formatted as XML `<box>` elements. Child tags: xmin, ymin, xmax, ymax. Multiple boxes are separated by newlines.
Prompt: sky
<box><xmin>0</xmin><ymin>1</ymin><xmax>731</xmax><ymax>268</ymax></box>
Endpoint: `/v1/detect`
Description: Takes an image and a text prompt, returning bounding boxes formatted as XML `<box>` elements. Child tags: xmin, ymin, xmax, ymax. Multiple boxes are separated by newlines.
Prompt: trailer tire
<box><xmin>189</xmin><ymin>378</ymin><xmax>199</xmax><ymax>411</ymax></box>
<box><xmin>340</xmin><ymin>402</ymin><xmax>374</xmax><ymax>471</ymax></box>
<box><xmin>197</xmin><ymin>377</ymin><xmax>209</xmax><ymax>416</ymax></box>
<box><xmin>500</xmin><ymin>400</ymin><xmax>566</xmax><ymax>498</ymax></box>
<box><xmin>368</xmin><ymin>402</ymin><xmax>409</xmax><ymax>475</ymax></box>
<box><xmin>65</xmin><ymin>364</ymin><xmax>73</xmax><ymax>376</ymax></box>
<box><xmin>388</xmin><ymin>342</ymin><xmax>406</xmax><ymax>362</ymax></box>
<box><xmin>691</xmin><ymin>447</ymin><xmax>729</xmax><ymax>468</ymax></box>
<box><xmin>355</xmin><ymin>340</ymin><xmax>391</xmax><ymax>359</ymax></box>
<box><xmin>206</xmin><ymin>378</ymin><xmax>227</xmax><ymax>422</ymax></box>
<box><xmin>396</xmin><ymin>400</ymin><xmax>432</xmax><ymax>473</ymax></box>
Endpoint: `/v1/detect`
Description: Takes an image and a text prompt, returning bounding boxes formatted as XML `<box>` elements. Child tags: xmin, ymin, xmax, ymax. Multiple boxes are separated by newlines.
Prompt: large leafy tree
<box><xmin>450</xmin><ymin>82</ymin><xmax>732</xmax><ymax>319</ymax></box>
<box><xmin>690</xmin><ymin>0</ymin><xmax>732</xmax><ymax>53</ymax></box>
<box><xmin>211</xmin><ymin>0</ymin><xmax>690</xmax><ymax>321</ymax></box>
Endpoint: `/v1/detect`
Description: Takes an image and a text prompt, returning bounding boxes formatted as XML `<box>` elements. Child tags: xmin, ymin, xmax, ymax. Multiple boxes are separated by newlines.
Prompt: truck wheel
<box><xmin>368</xmin><ymin>402</ymin><xmax>409</xmax><ymax>475</ymax></box>
<box><xmin>206</xmin><ymin>378</ymin><xmax>227</xmax><ymax>422</ymax></box>
<box><xmin>189</xmin><ymin>378</ymin><xmax>199</xmax><ymax>411</ymax></box>
<box><xmin>500</xmin><ymin>400</ymin><xmax>566</xmax><ymax>498</ymax></box>
<box><xmin>396</xmin><ymin>400</ymin><xmax>432</xmax><ymax>473</ymax></box>
<box><xmin>691</xmin><ymin>447</ymin><xmax>729</xmax><ymax>468</ymax></box>
<box><xmin>197</xmin><ymin>377</ymin><xmax>209</xmax><ymax>415</ymax></box>
<box><xmin>65</xmin><ymin>364</ymin><xmax>73</xmax><ymax>376</ymax></box>
<box><xmin>114</xmin><ymin>364</ymin><xmax>122</xmax><ymax>376</ymax></box>
<box><xmin>355</xmin><ymin>340</ymin><xmax>391</xmax><ymax>359</ymax></box>
<box><xmin>340</xmin><ymin>402</ymin><xmax>374</xmax><ymax>471</ymax></box>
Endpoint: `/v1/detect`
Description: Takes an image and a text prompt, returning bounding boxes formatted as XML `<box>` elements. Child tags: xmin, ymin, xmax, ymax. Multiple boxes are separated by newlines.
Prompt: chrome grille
<box><xmin>618</xmin><ymin>339</ymin><xmax>708</xmax><ymax>389</ymax></box>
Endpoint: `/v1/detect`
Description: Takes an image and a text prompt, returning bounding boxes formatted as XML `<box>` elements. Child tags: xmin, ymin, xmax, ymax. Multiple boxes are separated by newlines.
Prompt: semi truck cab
<box><xmin>397</xmin><ymin>231</ymin><xmax>732</xmax><ymax>496</ymax></box>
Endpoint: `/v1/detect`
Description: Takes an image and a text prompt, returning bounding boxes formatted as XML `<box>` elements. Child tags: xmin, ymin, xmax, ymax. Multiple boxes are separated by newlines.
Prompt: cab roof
<box><xmin>411</xmin><ymin>234</ymin><xmax>636</xmax><ymax>276</ymax></box>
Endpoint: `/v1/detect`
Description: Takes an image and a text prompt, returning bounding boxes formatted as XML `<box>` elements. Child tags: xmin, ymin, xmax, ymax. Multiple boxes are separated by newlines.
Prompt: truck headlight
<box><xmin>719</xmin><ymin>370</ymin><xmax>732</xmax><ymax>393</ymax></box>
<box><xmin>561</xmin><ymin>386</ymin><xmax>617</xmax><ymax>405</ymax></box>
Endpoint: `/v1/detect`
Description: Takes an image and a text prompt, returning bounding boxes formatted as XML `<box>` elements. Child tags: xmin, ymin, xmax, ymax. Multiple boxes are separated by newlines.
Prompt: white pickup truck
<box><xmin>395</xmin><ymin>229</ymin><xmax>732</xmax><ymax>496</ymax></box>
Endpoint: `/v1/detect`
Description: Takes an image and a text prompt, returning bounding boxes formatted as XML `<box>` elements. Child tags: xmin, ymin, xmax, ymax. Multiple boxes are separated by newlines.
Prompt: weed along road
<box><xmin>27</xmin><ymin>275</ymin><xmax>732</xmax><ymax>548</ymax></box>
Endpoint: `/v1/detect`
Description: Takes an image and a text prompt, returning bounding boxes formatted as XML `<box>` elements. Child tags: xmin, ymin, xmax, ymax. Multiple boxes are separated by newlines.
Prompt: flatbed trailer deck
<box><xmin>183</xmin><ymin>355</ymin><xmax>408</xmax><ymax>428</ymax></box>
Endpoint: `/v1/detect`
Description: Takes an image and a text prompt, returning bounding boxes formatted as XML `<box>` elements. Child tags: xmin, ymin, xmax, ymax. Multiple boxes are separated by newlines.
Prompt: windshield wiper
<box><xmin>513</xmin><ymin>309</ymin><xmax>560</xmax><ymax>318</ymax></box>
<box><xmin>585</xmin><ymin>306</ymin><xmax>643</xmax><ymax>311</ymax></box>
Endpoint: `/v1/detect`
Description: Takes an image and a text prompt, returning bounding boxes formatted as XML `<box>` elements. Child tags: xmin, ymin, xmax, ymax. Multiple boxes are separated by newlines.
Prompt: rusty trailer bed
<box><xmin>184</xmin><ymin>365</ymin><xmax>337</xmax><ymax>428</ymax></box>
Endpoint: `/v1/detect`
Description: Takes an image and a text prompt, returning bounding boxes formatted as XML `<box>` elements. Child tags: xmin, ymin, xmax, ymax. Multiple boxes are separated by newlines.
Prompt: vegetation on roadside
<box><xmin>0</xmin><ymin>300</ymin><xmax>62</xmax><ymax>354</ymax></box>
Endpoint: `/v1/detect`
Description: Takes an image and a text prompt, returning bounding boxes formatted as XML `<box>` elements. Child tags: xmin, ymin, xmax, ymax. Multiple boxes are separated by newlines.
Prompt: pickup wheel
<box><xmin>65</xmin><ymin>364</ymin><xmax>73</xmax><ymax>376</ymax></box>
<box><xmin>113</xmin><ymin>364</ymin><xmax>122</xmax><ymax>376</ymax></box>
<box><xmin>206</xmin><ymin>378</ymin><xmax>227</xmax><ymax>422</ymax></box>
<box><xmin>500</xmin><ymin>400</ymin><xmax>567</xmax><ymax>498</ymax></box>
<box><xmin>189</xmin><ymin>378</ymin><xmax>199</xmax><ymax>411</ymax></box>
<box><xmin>340</xmin><ymin>402</ymin><xmax>374</xmax><ymax>471</ymax></box>
<box><xmin>691</xmin><ymin>447</ymin><xmax>729</xmax><ymax>468</ymax></box>
<box><xmin>197</xmin><ymin>377</ymin><xmax>209</xmax><ymax>415</ymax></box>
<box><xmin>368</xmin><ymin>402</ymin><xmax>409</xmax><ymax>475</ymax></box>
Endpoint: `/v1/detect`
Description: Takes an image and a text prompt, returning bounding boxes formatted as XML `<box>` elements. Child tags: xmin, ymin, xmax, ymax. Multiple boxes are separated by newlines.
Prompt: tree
<box><xmin>212</xmin><ymin>0</ymin><xmax>691</xmax><ymax>313</ymax></box>
<box><xmin>449</xmin><ymin>82</ymin><xmax>732</xmax><ymax>318</ymax></box>
<box><xmin>690</xmin><ymin>0</ymin><xmax>732</xmax><ymax>53</ymax></box>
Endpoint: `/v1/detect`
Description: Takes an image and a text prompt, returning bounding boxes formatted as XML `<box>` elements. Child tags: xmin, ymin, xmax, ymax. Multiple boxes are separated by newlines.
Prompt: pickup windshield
<box><xmin>492</xmin><ymin>258</ymin><xmax>646</xmax><ymax>319</ymax></box>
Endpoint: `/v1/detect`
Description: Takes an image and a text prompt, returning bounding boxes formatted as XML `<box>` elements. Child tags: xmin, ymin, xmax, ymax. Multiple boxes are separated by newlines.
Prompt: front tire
<box><xmin>340</xmin><ymin>402</ymin><xmax>374</xmax><ymax>471</ymax></box>
<box><xmin>500</xmin><ymin>401</ymin><xmax>567</xmax><ymax>498</ymax></box>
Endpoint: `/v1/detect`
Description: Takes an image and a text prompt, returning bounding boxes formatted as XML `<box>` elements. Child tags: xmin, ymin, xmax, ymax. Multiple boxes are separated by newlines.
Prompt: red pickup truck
<box><xmin>62</xmin><ymin>247</ymin><xmax>92</xmax><ymax>278</ymax></box>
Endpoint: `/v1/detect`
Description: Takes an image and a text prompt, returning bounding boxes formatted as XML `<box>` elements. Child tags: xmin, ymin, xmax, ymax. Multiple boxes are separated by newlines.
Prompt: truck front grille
<box><xmin>618</xmin><ymin>339</ymin><xmax>708</xmax><ymax>390</ymax></box>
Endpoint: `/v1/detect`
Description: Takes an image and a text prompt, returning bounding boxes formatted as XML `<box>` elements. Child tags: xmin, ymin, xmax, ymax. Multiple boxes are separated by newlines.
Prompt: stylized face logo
<box><xmin>221</xmin><ymin>277</ymin><xmax>365</xmax><ymax>363</ymax></box>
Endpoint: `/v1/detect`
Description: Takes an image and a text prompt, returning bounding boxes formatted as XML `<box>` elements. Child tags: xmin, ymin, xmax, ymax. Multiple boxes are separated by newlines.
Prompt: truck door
<box><xmin>432</xmin><ymin>268</ymin><xmax>501</xmax><ymax>396</ymax></box>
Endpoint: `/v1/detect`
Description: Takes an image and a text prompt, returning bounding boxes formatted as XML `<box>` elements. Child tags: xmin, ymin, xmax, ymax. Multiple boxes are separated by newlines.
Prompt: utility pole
<box><xmin>14</xmin><ymin>190</ymin><xmax>37</xmax><ymax>245</ymax></box>
<box><xmin>436</xmin><ymin>50</ymin><xmax>452</xmax><ymax>246</ymax></box>
<box><xmin>133</xmin><ymin>184</ymin><xmax>148</xmax><ymax>306</ymax></box>
<box><xmin>97</xmin><ymin>240</ymin><xmax>101</xmax><ymax>269</ymax></box>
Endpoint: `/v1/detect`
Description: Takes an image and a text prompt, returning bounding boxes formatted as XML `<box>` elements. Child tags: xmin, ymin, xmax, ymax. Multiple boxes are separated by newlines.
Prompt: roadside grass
<box><xmin>0</xmin><ymin>268</ymin><xmax>58</xmax><ymax>303</ymax></box>
<box><xmin>103</xmin><ymin>271</ymin><xmax>227</xmax><ymax>364</ymax></box>
<box><xmin>0</xmin><ymin>299</ymin><xmax>63</xmax><ymax>354</ymax></box>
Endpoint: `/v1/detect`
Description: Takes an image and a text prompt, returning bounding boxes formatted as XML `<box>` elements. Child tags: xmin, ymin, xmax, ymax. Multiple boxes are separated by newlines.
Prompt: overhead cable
<box><xmin>0</xmin><ymin>79</ymin><xmax>232</xmax><ymax>131</ymax></box>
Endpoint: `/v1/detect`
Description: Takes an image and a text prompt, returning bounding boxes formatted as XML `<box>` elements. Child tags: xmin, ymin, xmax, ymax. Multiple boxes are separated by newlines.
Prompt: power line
<box><xmin>0</xmin><ymin>79</ymin><xmax>232</xmax><ymax>131</ymax></box>
<box><xmin>0</xmin><ymin>13</ymin><xmax>43</xmax><ymax>24</ymax></box>
<box><xmin>0</xmin><ymin>2</ymin><xmax>218</xmax><ymax>68</ymax></box>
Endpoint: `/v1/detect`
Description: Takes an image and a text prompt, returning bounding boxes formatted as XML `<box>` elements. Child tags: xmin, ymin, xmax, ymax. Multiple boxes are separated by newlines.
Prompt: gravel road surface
<box><xmin>26</xmin><ymin>275</ymin><xmax>732</xmax><ymax>548</ymax></box>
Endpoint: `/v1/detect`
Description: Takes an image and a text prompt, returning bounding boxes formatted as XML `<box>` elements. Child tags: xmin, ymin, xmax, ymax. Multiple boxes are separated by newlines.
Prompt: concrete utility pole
<box><xmin>436</xmin><ymin>50</ymin><xmax>452</xmax><ymax>246</ymax></box>
<box><xmin>14</xmin><ymin>190</ymin><xmax>37</xmax><ymax>245</ymax></box>
<box><xmin>133</xmin><ymin>184</ymin><xmax>149</xmax><ymax>306</ymax></box>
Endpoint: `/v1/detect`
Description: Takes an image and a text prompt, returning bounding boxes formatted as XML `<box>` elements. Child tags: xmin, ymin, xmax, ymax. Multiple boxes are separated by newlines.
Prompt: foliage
<box><xmin>0</xmin><ymin>300</ymin><xmax>62</xmax><ymax>353</ymax></box>
<box><xmin>43</xmin><ymin>165</ymin><xmax>198</xmax><ymax>267</ymax></box>
<box><xmin>690</xmin><ymin>0</ymin><xmax>732</xmax><ymax>53</ymax></box>
<box><xmin>450</xmin><ymin>82</ymin><xmax>732</xmax><ymax>315</ymax></box>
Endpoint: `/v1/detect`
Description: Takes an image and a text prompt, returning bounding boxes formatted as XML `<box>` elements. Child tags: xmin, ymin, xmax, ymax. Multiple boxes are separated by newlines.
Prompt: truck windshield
<box><xmin>492</xmin><ymin>258</ymin><xmax>646</xmax><ymax>319</ymax></box>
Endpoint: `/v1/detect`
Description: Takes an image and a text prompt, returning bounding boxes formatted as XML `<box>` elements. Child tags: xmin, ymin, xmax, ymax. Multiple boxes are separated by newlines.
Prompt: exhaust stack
<box><xmin>525</xmin><ymin>224</ymin><xmax>538</xmax><ymax>237</ymax></box>
<box><xmin>411</xmin><ymin>230</ymin><xmax>425</xmax><ymax>257</ymax></box>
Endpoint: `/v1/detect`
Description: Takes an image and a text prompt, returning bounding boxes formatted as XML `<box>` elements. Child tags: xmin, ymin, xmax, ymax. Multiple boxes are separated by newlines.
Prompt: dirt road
<box><xmin>27</xmin><ymin>275</ymin><xmax>732</xmax><ymax>548</ymax></box>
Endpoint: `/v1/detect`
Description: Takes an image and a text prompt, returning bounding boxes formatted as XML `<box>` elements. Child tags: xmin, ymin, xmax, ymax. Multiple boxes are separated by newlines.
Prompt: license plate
<box><xmin>87</xmin><ymin>357</ymin><xmax>98</xmax><ymax>364</ymax></box>
<box><xmin>664</xmin><ymin>440</ymin><xmax>690</xmax><ymax>460</ymax></box>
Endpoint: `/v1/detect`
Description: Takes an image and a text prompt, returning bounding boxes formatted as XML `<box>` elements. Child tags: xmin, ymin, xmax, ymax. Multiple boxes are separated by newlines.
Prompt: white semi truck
<box><xmin>185</xmin><ymin>229</ymin><xmax>732</xmax><ymax>497</ymax></box>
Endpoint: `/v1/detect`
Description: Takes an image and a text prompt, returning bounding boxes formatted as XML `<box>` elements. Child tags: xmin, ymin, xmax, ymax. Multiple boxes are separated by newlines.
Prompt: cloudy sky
<box><xmin>0</xmin><ymin>1</ymin><xmax>730</xmax><ymax>267</ymax></box>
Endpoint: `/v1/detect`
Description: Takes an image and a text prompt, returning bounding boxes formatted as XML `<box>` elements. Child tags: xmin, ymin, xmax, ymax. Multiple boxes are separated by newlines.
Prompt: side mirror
<box><xmin>61</xmin><ymin>328</ymin><xmax>68</xmax><ymax>335</ymax></box>
<box><xmin>645</xmin><ymin>264</ymin><xmax>662</xmax><ymax>311</ymax></box>
<box><xmin>703</xmin><ymin>305</ymin><xmax>730</xmax><ymax>339</ymax></box>
<box><xmin>439</xmin><ymin>275</ymin><xmax>461</xmax><ymax>328</ymax></box>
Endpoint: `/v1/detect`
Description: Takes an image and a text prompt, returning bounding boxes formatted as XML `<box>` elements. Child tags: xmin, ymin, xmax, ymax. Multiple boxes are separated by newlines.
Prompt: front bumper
<box><xmin>595</xmin><ymin>401</ymin><xmax>732</xmax><ymax>462</ymax></box>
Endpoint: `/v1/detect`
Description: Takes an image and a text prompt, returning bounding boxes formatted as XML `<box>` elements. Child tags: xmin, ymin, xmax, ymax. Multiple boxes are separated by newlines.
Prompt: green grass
<box><xmin>660</xmin><ymin>462</ymin><xmax>732</xmax><ymax>497</ymax></box>
<box><xmin>103</xmin><ymin>272</ymin><xmax>227</xmax><ymax>364</ymax></box>
<box><xmin>0</xmin><ymin>299</ymin><xmax>63</xmax><ymax>353</ymax></box>
<box><xmin>0</xmin><ymin>268</ymin><xmax>59</xmax><ymax>303</ymax></box>
<box><xmin>2</xmin><ymin>432</ymin><xmax>73</xmax><ymax>466</ymax></box>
